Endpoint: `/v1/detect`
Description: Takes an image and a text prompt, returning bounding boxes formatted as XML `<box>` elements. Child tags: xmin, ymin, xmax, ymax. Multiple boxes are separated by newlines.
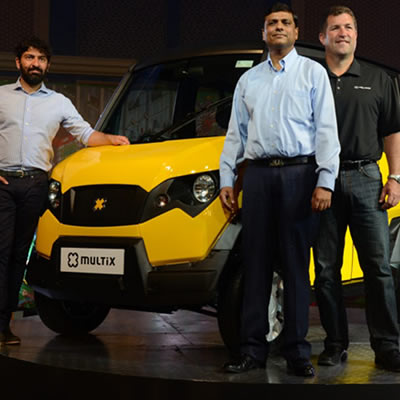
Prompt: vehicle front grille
<box><xmin>59</xmin><ymin>184</ymin><xmax>148</xmax><ymax>226</ymax></box>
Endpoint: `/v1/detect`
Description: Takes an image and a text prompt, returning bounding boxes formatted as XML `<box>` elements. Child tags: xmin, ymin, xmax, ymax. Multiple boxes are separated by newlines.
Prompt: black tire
<box><xmin>217</xmin><ymin>248</ymin><xmax>284</xmax><ymax>357</ymax></box>
<box><xmin>34</xmin><ymin>292</ymin><xmax>110</xmax><ymax>335</ymax></box>
<box><xmin>217</xmin><ymin>250</ymin><xmax>243</xmax><ymax>357</ymax></box>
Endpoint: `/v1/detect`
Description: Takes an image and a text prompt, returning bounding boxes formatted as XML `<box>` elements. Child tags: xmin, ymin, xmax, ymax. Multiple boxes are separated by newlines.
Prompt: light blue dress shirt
<box><xmin>0</xmin><ymin>79</ymin><xmax>94</xmax><ymax>172</ymax></box>
<box><xmin>220</xmin><ymin>48</ymin><xmax>340</xmax><ymax>191</ymax></box>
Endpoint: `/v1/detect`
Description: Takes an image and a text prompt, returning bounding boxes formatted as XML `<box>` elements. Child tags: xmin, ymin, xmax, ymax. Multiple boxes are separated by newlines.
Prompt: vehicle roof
<box><xmin>129</xmin><ymin>40</ymin><xmax>399</xmax><ymax>76</ymax></box>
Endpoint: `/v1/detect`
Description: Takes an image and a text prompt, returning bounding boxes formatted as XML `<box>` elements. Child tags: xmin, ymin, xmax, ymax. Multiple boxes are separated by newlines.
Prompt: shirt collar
<box><xmin>325</xmin><ymin>58</ymin><xmax>361</xmax><ymax>78</ymax></box>
<box><xmin>267</xmin><ymin>47</ymin><xmax>298</xmax><ymax>72</ymax></box>
<box><xmin>345</xmin><ymin>59</ymin><xmax>361</xmax><ymax>76</ymax></box>
<box><xmin>14</xmin><ymin>78</ymin><xmax>51</xmax><ymax>94</ymax></box>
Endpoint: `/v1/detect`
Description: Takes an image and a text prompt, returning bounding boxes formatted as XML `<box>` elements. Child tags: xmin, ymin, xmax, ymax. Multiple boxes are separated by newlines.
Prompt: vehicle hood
<box><xmin>52</xmin><ymin>137</ymin><xmax>225</xmax><ymax>193</ymax></box>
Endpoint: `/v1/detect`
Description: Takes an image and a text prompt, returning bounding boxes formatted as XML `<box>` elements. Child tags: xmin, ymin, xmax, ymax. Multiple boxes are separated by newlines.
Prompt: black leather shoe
<box><xmin>0</xmin><ymin>327</ymin><xmax>21</xmax><ymax>345</ymax></box>
<box><xmin>223</xmin><ymin>354</ymin><xmax>265</xmax><ymax>373</ymax></box>
<box><xmin>287</xmin><ymin>359</ymin><xmax>315</xmax><ymax>377</ymax></box>
<box><xmin>375</xmin><ymin>349</ymin><xmax>400</xmax><ymax>372</ymax></box>
<box><xmin>318</xmin><ymin>348</ymin><xmax>347</xmax><ymax>366</ymax></box>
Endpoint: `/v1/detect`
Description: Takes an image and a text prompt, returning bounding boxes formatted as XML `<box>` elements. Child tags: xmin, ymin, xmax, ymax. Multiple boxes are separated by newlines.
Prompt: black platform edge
<box><xmin>1</xmin><ymin>354</ymin><xmax>399</xmax><ymax>400</ymax></box>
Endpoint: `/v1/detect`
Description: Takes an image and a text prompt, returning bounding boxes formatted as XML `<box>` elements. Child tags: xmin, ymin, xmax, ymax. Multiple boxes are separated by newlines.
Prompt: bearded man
<box><xmin>0</xmin><ymin>37</ymin><xmax>129</xmax><ymax>346</ymax></box>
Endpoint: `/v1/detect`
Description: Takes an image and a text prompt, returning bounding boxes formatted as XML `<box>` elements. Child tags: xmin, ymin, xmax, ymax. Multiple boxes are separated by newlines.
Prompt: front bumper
<box><xmin>27</xmin><ymin>236</ymin><xmax>229</xmax><ymax>310</ymax></box>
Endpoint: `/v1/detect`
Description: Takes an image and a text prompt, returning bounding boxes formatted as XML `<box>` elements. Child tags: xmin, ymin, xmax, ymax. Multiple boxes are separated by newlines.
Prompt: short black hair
<box><xmin>14</xmin><ymin>37</ymin><xmax>52</xmax><ymax>62</ymax></box>
<box><xmin>320</xmin><ymin>6</ymin><xmax>358</xmax><ymax>34</ymax></box>
<box><xmin>265</xmin><ymin>2</ymin><xmax>298</xmax><ymax>27</ymax></box>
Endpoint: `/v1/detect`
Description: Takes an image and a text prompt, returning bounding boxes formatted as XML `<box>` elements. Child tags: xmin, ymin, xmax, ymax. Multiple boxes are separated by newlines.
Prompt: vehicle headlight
<box><xmin>48</xmin><ymin>180</ymin><xmax>61</xmax><ymax>209</ymax></box>
<box><xmin>193</xmin><ymin>174</ymin><xmax>216</xmax><ymax>203</ymax></box>
<box><xmin>141</xmin><ymin>171</ymin><xmax>219</xmax><ymax>222</ymax></box>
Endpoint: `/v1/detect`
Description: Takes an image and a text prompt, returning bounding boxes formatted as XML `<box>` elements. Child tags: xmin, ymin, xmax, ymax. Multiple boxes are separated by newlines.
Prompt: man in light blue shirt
<box><xmin>0</xmin><ymin>37</ymin><xmax>129</xmax><ymax>346</ymax></box>
<box><xmin>221</xmin><ymin>3</ymin><xmax>340</xmax><ymax>377</ymax></box>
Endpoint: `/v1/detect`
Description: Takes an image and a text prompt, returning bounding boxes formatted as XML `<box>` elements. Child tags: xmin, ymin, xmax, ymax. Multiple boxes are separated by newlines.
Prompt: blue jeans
<box><xmin>314</xmin><ymin>162</ymin><xmax>399</xmax><ymax>355</ymax></box>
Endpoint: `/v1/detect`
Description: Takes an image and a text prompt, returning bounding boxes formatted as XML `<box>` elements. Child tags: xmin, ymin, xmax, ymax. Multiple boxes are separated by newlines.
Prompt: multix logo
<box><xmin>67</xmin><ymin>252</ymin><xmax>116</xmax><ymax>268</ymax></box>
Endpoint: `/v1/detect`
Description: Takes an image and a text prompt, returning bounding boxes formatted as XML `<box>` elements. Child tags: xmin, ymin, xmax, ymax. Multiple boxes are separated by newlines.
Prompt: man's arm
<box><xmin>61</xmin><ymin>97</ymin><xmax>129</xmax><ymax>147</ymax></box>
<box><xmin>87</xmin><ymin>130</ymin><xmax>130</xmax><ymax>147</ymax></box>
<box><xmin>380</xmin><ymin>132</ymin><xmax>400</xmax><ymax>209</ymax></box>
<box><xmin>0</xmin><ymin>132</ymin><xmax>129</xmax><ymax>184</ymax></box>
<box><xmin>219</xmin><ymin>78</ymin><xmax>249</xmax><ymax>213</ymax></box>
<box><xmin>311</xmin><ymin>65</ymin><xmax>341</xmax><ymax>211</ymax></box>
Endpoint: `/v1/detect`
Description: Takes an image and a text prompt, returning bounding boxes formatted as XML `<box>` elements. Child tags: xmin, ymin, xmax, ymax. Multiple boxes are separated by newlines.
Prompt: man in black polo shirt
<box><xmin>314</xmin><ymin>6</ymin><xmax>400</xmax><ymax>372</ymax></box>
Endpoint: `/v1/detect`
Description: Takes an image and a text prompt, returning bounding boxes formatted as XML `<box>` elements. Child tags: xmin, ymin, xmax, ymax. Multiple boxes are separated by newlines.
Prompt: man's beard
<box><xmin>20</xmin><ymin>65</ymin><xmax>47</xmax><ymax>86</ymax></box>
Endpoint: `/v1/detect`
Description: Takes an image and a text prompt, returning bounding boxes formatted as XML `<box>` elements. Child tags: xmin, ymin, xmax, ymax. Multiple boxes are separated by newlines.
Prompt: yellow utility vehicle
<box><xmin>27</xmin><ymin>43</ymin><xmax>400</xmax><ymax>352</ymax></box>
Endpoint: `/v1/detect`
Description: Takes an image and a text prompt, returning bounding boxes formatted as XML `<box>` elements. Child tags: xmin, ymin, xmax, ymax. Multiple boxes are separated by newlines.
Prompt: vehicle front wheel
<box><xmin>217</xmin><ymin>252</ymin><xmax>283</xmax><ymax>356</ymax></box>
<box><xmin>34</xmin><ymin>292</ymin><xmax>110</xmax><ymax>335</ymax></box>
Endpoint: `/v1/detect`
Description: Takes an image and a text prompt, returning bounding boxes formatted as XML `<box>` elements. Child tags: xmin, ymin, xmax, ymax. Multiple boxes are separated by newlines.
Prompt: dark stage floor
<box><xmin>1</xmin><ymin>305</ymin><xmax>400</xmax><ymax>399</ymax></box>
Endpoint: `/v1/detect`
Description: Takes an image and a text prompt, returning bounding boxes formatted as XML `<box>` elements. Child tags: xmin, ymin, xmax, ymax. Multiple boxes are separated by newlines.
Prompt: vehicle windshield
<box><xmin>103</xmin><ymin>53</ymin><xmax>262</xmax><ymax>143</ymax></box>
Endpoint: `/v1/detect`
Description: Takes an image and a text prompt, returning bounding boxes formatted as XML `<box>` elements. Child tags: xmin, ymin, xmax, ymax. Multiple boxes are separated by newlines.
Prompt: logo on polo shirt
<box><xmin>354</xmin><ymin>86</ymin><xmax>372</xmax><ymax>90</ymax></box>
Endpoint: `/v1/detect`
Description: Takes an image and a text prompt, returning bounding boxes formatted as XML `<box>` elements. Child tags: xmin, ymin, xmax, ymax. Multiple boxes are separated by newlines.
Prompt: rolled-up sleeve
<box><xmin>61</xmin><ymin>96</ymin><xmax>94</xmax><ymax>145</ymax></box>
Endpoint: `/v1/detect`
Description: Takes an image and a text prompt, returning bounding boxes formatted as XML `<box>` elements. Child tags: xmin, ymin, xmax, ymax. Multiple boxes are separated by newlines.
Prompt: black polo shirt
<box><xmin>324</xmin><ymin>59</ymin><xmax>400</xmax><ymax>161</ymax></box>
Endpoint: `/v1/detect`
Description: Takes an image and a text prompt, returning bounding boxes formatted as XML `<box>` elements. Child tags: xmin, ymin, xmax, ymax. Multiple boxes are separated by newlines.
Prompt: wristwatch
<box><xmin>388</xmin><ymin>174</ymin><xmax>400</xmax><ymax>184</ymax></box>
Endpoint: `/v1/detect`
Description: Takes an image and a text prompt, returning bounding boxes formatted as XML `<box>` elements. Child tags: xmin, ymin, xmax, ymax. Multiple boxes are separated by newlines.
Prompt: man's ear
<box><xmin>319</xmin><ymin>32</ymin><xmax>326</xmax><ymax>46</ymax></box>
<box><xmin>15</xmin><ymin>57</ymin><xmax>21</xmax><ymax>71</ymax></box>
<box><xmin>262</xmin><ymin>28</ymin><xmax>267</xmax><ymax>42</ymax></box>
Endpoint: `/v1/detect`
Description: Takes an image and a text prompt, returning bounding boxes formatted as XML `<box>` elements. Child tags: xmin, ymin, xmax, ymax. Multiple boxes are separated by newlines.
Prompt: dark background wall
<box><xmin>294</xmin><ymin>0</ymin><xmax>400</xmax><ymax>70</ymax></box>
<box><xmin>1</xmin><ymin>0</ymin><xmax>399</xmax><ymax>69</ymax></box>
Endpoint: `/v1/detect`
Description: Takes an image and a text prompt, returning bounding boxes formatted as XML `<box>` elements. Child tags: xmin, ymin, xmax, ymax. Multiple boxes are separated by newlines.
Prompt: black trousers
<box><xmin>0</xmin><ymin>173</ymin><xmax>48</xmax><ymax>331</ymax></box>
<box><xmin>240</xmin><ymin>162</ymin><xmax>319</xmax><ymax>362</ymax></box>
